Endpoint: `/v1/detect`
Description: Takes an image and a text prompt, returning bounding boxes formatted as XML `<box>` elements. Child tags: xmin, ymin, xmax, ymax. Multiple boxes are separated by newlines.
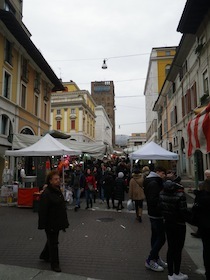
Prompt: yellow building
<box><xmin>144</xmin><ymin>47</ymin><xmax>176</xmax><ymax>142</ymax></box>
<box><xmin>0</xmin><ymin>2</ymin><xmax>63</xmax><ymax>180</ymax></box>
<box><xmin>51</xmin><ymin>81</ymin><xmax>96</xmax><ymax>142</ymax></box>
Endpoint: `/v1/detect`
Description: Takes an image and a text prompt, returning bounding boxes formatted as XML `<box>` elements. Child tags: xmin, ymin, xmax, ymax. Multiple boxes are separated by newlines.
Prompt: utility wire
<box><xmin>49</xmin><ymin>52</ymin><xmax>150</xmax><ymax>62</ymax></box>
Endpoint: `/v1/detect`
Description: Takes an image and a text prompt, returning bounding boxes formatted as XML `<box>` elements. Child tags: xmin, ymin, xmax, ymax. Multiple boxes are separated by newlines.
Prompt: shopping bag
<box><xmin>127</xmin><ymin>199</ymin><xmax>135</xmax><ymax>211</ymax></box>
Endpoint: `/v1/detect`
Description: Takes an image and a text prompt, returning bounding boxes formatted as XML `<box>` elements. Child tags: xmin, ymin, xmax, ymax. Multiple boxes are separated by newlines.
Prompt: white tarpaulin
<box><xmin>59</xmin><ymin>139</ymin><xmax>110</xmax><ymax>159</ymax></box>
<box><xmin>8</xmin><ymin>133</ymin><xmax>110</xmax><ymax>159</ymax></box>
<box><xmin>5</xmin><ymin>134</ymin><xmax>81</xmax><ymax>156</ymax></box>
<box><xmin>129</xmin><ymin>141</ymin><xmax>179</xmax><ymax>160</ymax></box>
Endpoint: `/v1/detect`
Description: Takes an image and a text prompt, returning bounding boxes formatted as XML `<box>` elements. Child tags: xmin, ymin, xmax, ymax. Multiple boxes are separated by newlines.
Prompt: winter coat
<box><xmin>143</xmin><ymin>171</ymin><xmax>164</xmax><ymax>217</ymax></box>
<box><xmin>103</xmin><ymin>171</ymin><xmax>115</xmax><ymax>198</ymax></box>
<box><xmin>114</xmin><ymin>177</ymin><xmax>126</xmax><ymax>201</ymax></box>
<box><xmin>85</xmin><ymin>175</ymin><xmax>96</xmax><ymax>190</ymax></box>
<box><xmin>71</xmin><ymin>171</ymin><xmax>86</xmax><ymax>189</ymax></box>
<box><xmin>159</xmin><ymin>180</ymin><xmax>189</xmax><ymax>224</ymax></box>
<box><xmin>38</xmin><ymin>186</ymin><xmax>69</xmax><ymax>231</ymax></box>
<box><xmin>192</xmin><ymin>189</ymin><xmax>210</xmax><ymax>230</ymax></box>
<box><xmin>129</xmin><ymin>173</ymin><xmax>145</xmax><ymax>201</ymax></box>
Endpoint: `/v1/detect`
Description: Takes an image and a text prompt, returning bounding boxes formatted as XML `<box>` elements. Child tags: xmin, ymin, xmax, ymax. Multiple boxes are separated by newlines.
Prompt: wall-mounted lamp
<box><xmin>102</xmin><ymin>59</ymin><xmax>108</xmax><ymax>69</ymax></box>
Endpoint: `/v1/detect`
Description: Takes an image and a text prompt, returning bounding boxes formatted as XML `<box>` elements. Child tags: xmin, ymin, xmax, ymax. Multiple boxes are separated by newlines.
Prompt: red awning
<box><xmin>187</xmin><ymin>103</ymin><xmax>210</xmax><ymax>157</ymax></box>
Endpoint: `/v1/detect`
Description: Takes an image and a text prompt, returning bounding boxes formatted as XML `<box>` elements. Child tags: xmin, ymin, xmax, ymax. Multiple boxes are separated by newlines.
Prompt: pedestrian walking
<box><xmin>85</xmin><ymin>168</ymin><xmax>96</xmax><ymax>209</ymax></box>
<box><xmin>115</xmin><ymin>172</ymin><xmax>127</xmax><ymax>211</ymax></box>
<box><xmin>143</xmin><ymin>166</ymin><xmax>167</xmax><ymax>272</ymax></box>
<box><xmin>103</xmin><ymin>167</ymin><xmax>116</xmax><ymax>209</ymax></box>
<box><xmin>190</xmin><ymin>179</ymin><xmax>210</xmax><ymax>280</ymax></box>
<box><xmin>159</xmin><ymin>179</ymin><xmax>189</xmax><ymax>280</ymax></box>
<box><xmin>191</xmin><ymin>169</ymin><xmax>210</xmax><ymax>238</ymax></box>
<box><xmin>129</xmin><ymin>167</ymin><xmax>145</xmax><ymax>222</ymax></box>
<box><xmin>71</xmin><ymin>165</ymin><xmax>85</xmax><ymax>211</ymax></box>
<box><xmin>38</xmin><ymin>170</ymin><xmax>69</xmax><ymax>272</ymax></box>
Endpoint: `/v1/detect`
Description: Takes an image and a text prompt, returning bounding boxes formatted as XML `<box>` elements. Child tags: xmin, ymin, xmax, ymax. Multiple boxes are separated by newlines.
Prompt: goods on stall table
<box><xmin>0</xmin><ymin>185</ymin><xmax>18</xmax><ymax>204</ymax></box>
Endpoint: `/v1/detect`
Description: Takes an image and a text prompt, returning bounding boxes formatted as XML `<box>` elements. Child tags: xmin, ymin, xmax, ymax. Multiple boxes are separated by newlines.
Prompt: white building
<box><xmin>95</xmin><ymin>106</ymin><xmax>112</xmax><ymax>148</ymax></box>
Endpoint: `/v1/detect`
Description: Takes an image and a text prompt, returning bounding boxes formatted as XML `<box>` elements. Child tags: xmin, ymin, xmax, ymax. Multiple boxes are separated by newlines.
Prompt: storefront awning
<box><xmin>187</xmin><ymin>103</ymin><xmax>210</xmax><ymax>157</ymax></box>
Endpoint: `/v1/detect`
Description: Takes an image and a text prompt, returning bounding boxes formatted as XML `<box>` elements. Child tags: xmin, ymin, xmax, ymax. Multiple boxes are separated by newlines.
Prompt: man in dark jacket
<box><xmin>71</xmin><ymin>165</ymin><xmax>85</xmax><ymax>211</ymax></box>
<box><xmin>191</xmin><ymin>179</ymin><xmax>210</xmax><ymax>280</ymax></box>
<box><xmin>143</xmin><ymin>166</ymin><xmax>167</xmax><ymax>272</ymax></box>
<box><xmin>38</xmin><ymin>170</ymin><xmax>69</xmax><ymax>272</ymax></box>
<box><xmin>159</xmin><ymin>180</ymin><xmax>189</xmax><ymax>280</ymax></box>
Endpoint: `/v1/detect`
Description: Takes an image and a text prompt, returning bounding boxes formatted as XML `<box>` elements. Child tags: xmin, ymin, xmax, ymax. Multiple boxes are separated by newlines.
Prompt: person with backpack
<box><xmin>71</xmin><ymin>165</ymin><xmax>85</xmax><ymax>211</ymax></box>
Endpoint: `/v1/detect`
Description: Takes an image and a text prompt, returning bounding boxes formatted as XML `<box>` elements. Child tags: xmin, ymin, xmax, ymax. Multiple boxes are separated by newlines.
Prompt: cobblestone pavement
<box><xmin>0</xmin><ymin>193</ymin><xmax>205</xmax><ymax>280</ymax></box>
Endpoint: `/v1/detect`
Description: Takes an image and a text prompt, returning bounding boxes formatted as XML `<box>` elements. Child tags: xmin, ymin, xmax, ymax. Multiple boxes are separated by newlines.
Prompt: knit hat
<box><xmin>118</xmin><ymin>172</ymin><xmax>124</xmax><ymax>178</ymax></box>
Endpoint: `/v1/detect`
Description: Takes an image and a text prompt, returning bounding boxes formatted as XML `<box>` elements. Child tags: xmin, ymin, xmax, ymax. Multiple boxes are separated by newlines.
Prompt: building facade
<box><xmin>51</xmin><ymin>81</ymin><xmax>96</xmax><ymax>143</ymax></box>
<box><xmin>154</xmin><ymin>0</ymin><xmax>210</xmax><ymax>182</ymax></box>
<box><xmin>127</xmin><ymin>133</ymin><xmax>147</xmax><ymax>147</ymax></box>
<box><xmin>0</xmin><ymin>1</ymin><xmax>63</xmax><ymax>181</ymax></box>
<box><xmin>91</xmin><ymin>81</ymin><xmax>115</xmax><ymax>146</ymax></box>
<box><xmin>95</xmin><ymin>105</ymin><xmax>112</xmax><ymax>147</ymax></box>
<box><xmin>144</xmin><ymin>47</ymin><xmax>176</xmax><ymax>142</ymax></box>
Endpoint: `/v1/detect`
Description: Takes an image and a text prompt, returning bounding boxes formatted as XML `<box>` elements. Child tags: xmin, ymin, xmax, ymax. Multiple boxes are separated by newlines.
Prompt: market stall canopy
<box><xmin>187</xmin><ymin>103</ymin><xmax>210</xmax><ymax>157</ymax></box>
<box><xmin>5</xmin><ymin>133</ymin><xmax>81</xmax><ymax>156</ymax></box>
<box><xmin>129</xmin><ymin>141</ymin><xmax>179</xmax><ymax>160</ymax></box>
<box><xmin>60</xmin><ymin>139</ymin><xmax>112</xmax><ymax>160</ymax></box>
<box><xmin>124</xmin><ymin>145</ymin><xmax>142</xmax><ymax>154</ymax></box>
<box><xmin>8</xmin><ymin>133</ymin><xmax>111</xmax><ymax>159</ymax></box>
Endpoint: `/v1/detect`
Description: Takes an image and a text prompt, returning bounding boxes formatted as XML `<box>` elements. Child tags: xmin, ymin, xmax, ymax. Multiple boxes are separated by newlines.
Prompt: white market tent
<box><xmin>5</xmin><ymin>133</ymin><xmax>81</xmax><ymax>156</ymax></box>
<box><xmin>9</xmin><ymin>133</ymin><xmax>110</xmax><ymax>159</ymax></box>
<box><xmin>129</xmin><ymin>141</ymin><xmax>179</xmax><ymax>160</ymax></box>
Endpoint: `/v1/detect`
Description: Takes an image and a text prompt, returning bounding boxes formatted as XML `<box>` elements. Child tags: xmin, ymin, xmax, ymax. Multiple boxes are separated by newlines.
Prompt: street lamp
<box><xmin>102</xmin><ymin>59</ymin><xmax>108</xmax><ymax>69</ymax></box>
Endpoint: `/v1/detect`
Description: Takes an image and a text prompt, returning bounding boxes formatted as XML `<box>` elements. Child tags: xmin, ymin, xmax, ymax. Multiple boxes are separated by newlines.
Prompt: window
<box><xmin>57</xmin><ymin>109</ymin><xmax>61</xmax><ymax>115</ymax></box>
<box><xmin>71</xmin><ymin>108</ymin><xmax>75</xmax><ymax>114</ymax></box>
<box><xmin>87</xmin><ymin>120</ymin><xmax>89</xmax><ymax>134</ymax></box>
<box><xmin>191</xmin><ymin>82</ymin><xmax>197</xmax><ymax>109</ymax></box>
<box><xmin>170</xmin><ymin>106</ymin><xmax>177</xmax><ymax>127</ymax></box>
<box><xmin>57</xmin><ymin>120</ymin><xmax>61</xmax><ymax>130</ymax></box>
<box><xmin>164</xmin><ymin>118</ymin><xmax>167</xmax><ymax>133</ymax></box>
<box><xmin>71</xmin><ymin>120</ymin><xmax>75</xmax><ymax>130</ymax></box>
<box><xmin>203</xmin><ymin>70</ymin><xmax>209</xmax><ymax>94</ymax></box>
<box><xmin>5</xmin><ymin>39</ymin><xmax>13</xmax><ymax>65</ymax></box>
<box><xmin>1</xmin><ymin>115</ymin><xmax>8</xmax><ymax>135</ymax></box>
<box><xmin>44</xmin><ymin>103</ymin><xmax>47</xmax><ymax>122</ymax></box>
<box><xmin>34</xmin><ymin>94</ymin><xmax>39</xmax><ymax>116</ymax></box>
<box><xmin>4</xmin><ymin>0</ymin><xmax>16</xmax><ymax>15</ymax></box>
<box><xmin>34</xmin><ymin>72</ymin><xmax>40</xmax><ymax>93</ymax></box>
<box><xmin>21</xmin><ymin>84</ymin><xmax>26</xmax><ymax>108</ymax></box>
<box><xmin>43</xmin><ymin>82</ymin><xmax>50</xmax><ymax>101</ymax></box>
<box><xmin>21</xmin><ymin>57</ymin><xmax>29</xmax><ymax>82</ymax></box>
<box><xmin>165</xmin><ymin>51</ymin><xmax>170</xmax><ymax>56</ymax></box>
<box><xmin>165</xmin><ymin>65</ymin><xmax>171</xmax><ymax>77</ymax></box>
<box><xmin>3</xmin><ymin>71</ymin><xmax>11</xmax><ymax>99</ymax></box>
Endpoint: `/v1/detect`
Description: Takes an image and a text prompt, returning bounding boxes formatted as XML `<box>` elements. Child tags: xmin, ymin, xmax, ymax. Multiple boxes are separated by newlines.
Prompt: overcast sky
<box><xmin>23</xmin><ymin>0</ymin><xmax>186</xmax><ymax>136</ymax></box>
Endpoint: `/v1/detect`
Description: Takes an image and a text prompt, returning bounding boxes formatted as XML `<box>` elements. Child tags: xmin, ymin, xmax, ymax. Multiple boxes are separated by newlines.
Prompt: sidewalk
<box><xmin>0</xmin><ymin>187</ymin><xmax>206</xmax><ymax>280</ymax></box>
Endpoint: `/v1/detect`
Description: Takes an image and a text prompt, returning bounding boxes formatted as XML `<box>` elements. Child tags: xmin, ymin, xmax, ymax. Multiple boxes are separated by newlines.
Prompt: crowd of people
<box><xmin>37</xmin><ymin>158</ymin><xmax>210</xmax><ymax>280</ymax></box>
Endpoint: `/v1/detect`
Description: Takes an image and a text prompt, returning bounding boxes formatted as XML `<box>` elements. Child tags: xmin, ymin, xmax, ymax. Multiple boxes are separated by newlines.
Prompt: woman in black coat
<box><xmin>103</xmin><ymin>167</ymin><xmax>116</xmax><ymax>209</ymax></box>
<box><xmin>38</xmin><ymin>170</ymin><xmax>69</xmax><ymax>272</ymax></box>
<box><xmin>115</xmin><ymin>172</ymin><xmax>127</xmax><ymax>211</ymax></box>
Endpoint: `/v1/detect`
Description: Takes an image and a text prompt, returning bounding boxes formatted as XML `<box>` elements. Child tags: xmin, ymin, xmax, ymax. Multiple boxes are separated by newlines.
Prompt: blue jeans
<box><xmin>149</xmin><ymin>218</ymin><xmax>166</xmax><ymax>260</ymax></box>
<box><xmin>73</xmin><ymin>188</ymin><xmax>81</xmax><ymax>207</ymax></box>
<box><xmin>100</xmin><ymin>186</ymin><xmax>104</xmax><ymax>201</ymax></box>
<box><xmin>85</xmin><ymin>189</ymin><xmax>93</xmax><ymax>208</ymax></box>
